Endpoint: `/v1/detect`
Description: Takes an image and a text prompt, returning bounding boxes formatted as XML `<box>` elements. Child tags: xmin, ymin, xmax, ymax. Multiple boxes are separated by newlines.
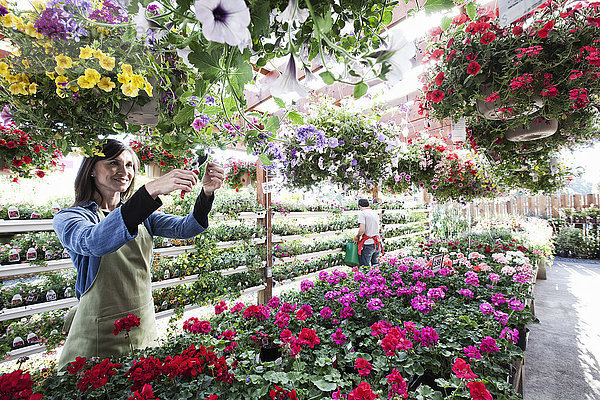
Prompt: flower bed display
<box><xmin>0</xmin><ymin>310</ymin><xmax>66</xmax><ymax>358</ymax></box>
<box><xmin>420</xmin><ymin>1</ymin><xmax>600</xmax><ymax>151</ymax></box>
<box><xmin>29</xmin><ymin>225</ymin><xmax>545</xmax><ymax>400</ymax></box>
<box><xmin>0</xmin><ymin>200</ymin><xmax>70</xmax><ymax>220</ymax></box>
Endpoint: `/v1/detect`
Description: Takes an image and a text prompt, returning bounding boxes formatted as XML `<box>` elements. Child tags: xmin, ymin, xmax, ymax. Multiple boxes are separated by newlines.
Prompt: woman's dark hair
<box><xmin>73</xmin><ymin>139</ymin><xmax>139</xmax><ymax>207</ymax></box>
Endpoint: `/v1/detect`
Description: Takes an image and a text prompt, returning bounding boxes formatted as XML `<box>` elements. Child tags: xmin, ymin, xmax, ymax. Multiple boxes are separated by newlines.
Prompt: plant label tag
<box><xmin>451</xmin><ymin>118</ymin><xmax>466</xmax><ymax>142</ymax></box>
<box><xmin>46</xmin><ymin>290</ymin><xmax>57</xmax><ymax>301</ymax></box>
<box><xmin>499</xmin><ymin>0</ymin><xmax>546</xmax><ymax>26</ymax></box>
<box><xmin>266</xmin><ymin>266</ymin><xmax>272</xmax><ymax>278</ymax></box>
<box><xmin>9</xmin><ymin>249</ymin><xmax>19</xmax><ymax>262</ymax></box>
<box><xmin>262</xmin><ymin>182</ymin><xmax>279</xmax><ymax>193</ymax></box>
<box><xmin>7</xmin><ymin>206</ymin><xmax>19</xmax><ymax>219</ymax></box>
<box><xmin>26</xmin><ymin>247</ymin><xmax>37</xmax><ymax>261</ymax></box>
<box><xmin>30</xmin><ymin>211</ymin><xmax>40</xmax><ymax>219</ymax></box>
<box><xmin>431</xmin><ymin>254</ymin><xmax>444</xmax><ymax>272</ymax></box>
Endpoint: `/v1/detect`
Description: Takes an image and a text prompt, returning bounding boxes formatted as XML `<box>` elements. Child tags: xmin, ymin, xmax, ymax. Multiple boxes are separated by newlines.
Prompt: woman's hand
<box><xmin>144</xmin><ymin>169</ymin><xmax>199</xmax><ymax>199</ymax></box>
<box><xmin>202</xmin><ymin>162</ymin><xmax>225</xmax><ymax>197</ymax></box>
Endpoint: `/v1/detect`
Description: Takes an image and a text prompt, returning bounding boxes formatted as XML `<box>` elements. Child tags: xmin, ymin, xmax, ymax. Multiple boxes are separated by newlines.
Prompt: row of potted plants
<box><xmin>24</xmin><ymin>220</ymin><xmax>547</xmax><ymax>399</ymax></box>
<box><xmin>0</xmin><ymin>271</ymin><xmax>76</xmax><ymax>311</ymax></box>
<box><xmin>553</xmin><ymin>227</ymin><xmax>600</xmax><ymax>259</ymax></box>
<box><xmin>272</xmin><ymin>216</ymin><xmax>356</xmax><ymax>237</ymax></box>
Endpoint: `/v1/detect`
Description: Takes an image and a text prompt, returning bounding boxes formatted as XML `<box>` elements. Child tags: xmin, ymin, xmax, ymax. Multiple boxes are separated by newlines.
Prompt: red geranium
<box><xmin>77</xmin><ymin>358</ymin><xmax>121</xmax><ymax>392</ymax></box>
<box><xmin>467</xmin><ymin>381</ymin><xmax>493</xmax><ymax>400</ymax></box>
<box><xmin>348</xmin><ymin>382</ymin><xmax>378</xmax><ymax>400</ymax></box>
<box><xmin>128</xmin><ymin>384</ymin><xmax>158</xmax><ymax>400</ymax></box>
<box><xmin>386</xmin><ymin>369</ymin><xmax>408</xmax><ymax>399</ymax></box>
<box><xmin>452</xmin><ymin>357</ymin><xmax>479</xmax><ymax>379</ymax></box>
<box><xmin>113</xmin><ymin>314</ymin><xmax>141</xmax><ymax>336</ymax></box>
<box><xmin>214</xmin><ymin>301</ymin><xmax>228</xmax><ymax>315</ymax></box>
<box><xmin>270</xmin><ymin>385</ymin><xmax>298</xmax><ymax>400</ymax></box>
<box><xmin>297</xmin><ymin>328</ymin><xmax>320</xmax><ymax>348</ymax></box>
<box><xmin>537</xmin><ymin>20</ymin><xmax>555</xmax><ymax>37</ymax></box>
<box><xmin>434</xmin><ymin>71</ymin><xmax>445</xmax><ymax>85</ymax></box>
<box><xmin>480</xmin><ymin>31</ymin><xmax>496</xmax><ymax>44</ymax></box>
<box><xmin>540</xmin><ymin>85</ymin><xmax>559</xmax><ymax>97</ymax></box>
<box><xmin>0</xmin><ymin>369</ymin><xmax>43</xmax><ymax>400</ymax></box>
<box><xmin>467</xmin><ymin>61</ymin><xmax>481</xmax><ymax>75</ymax></box>
<box><xmin>126</xmin><ymin>357</ymin><xmax>163</xmax><ymax>391</ymax></box>
<box><xmin>182</xmin><ymin>317</ymin><xmax>211</xmax><ymax>334</ymax></box>
<box><xmin>67</xmin><ymin>356</ymin><xmax>87</xmax><ymax>375</ymax></box>
<box><xmin>354</xmin><ymin>358</ymin><xmax>372</xmax><ymax>376</ymax></box>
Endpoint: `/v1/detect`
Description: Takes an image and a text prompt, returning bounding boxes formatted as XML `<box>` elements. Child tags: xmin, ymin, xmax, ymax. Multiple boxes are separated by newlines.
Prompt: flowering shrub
<box><xmin>224</xmin><ymin>160</ymin><xmax>257</xmax><ymax>191</ymax></box>
<box><xmin>420</xmin><ymin>1</ymin><xmax>600</xmax><ymax>151</ymax></box>
<box><xmin>0</xmin><ymin>125</ymin><xmax>63</xmax><ymax>180</ymax></box>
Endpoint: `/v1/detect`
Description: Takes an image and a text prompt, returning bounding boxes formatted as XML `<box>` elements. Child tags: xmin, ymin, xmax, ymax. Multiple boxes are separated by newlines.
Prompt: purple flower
<box><xmin>1</xmin><ymin>105</ymin><xmax>13</xmax><ymax>126</ymax></box>
<box><xmin>333</xmin><ymin>269</ymin><xmax>348</xmax><ymax>279</ymax></box>
<box><xmin>508</xmin><ymin>297</ymin><xmax>524</xmax><ymax>311</ymax></box>
<box><xmin>415</xmin><ymin>326</ymin><xmax>439</xmax><ymax>347</ymax></box>
<box><xmin>326</xmin><ymin>275</ymin><xmax>341</xmax><ymax>285</ymax></box>
<box><xmin>351</xmin><ymin>159</ymin><xmax>358</xmax><ymax>166</ymax></box>
<box><xmin>280</xmin><ymin>302</ymin><xmax>297</xmax><ymax>313</ymax></box>
<box><xmin>463</xmin><ymin>345</ymin><xmax>483</xmax><ymax>360</ymax></box>
<box><xmin>318</xmin><ymin>271</ymin><xmax>329</xmax><ymax>281</ymax></box>
<box><xmin>191</xmin><ymin>114</ymin><xmax>210</xmax><ymax>131</ymax></box>
<box><xmin>300</xmin><ymin>279</ymin><xmax>314</xmax><ymax>292</ymax></box>
<box><xmin>324</xmin><ymin>291</ymin><xmax>341</xmax><ymax>301</ymax></box>
<box><xmin>300</xmin><ymin>304</ymin><xmax>313</xmax><ymax>316</ymax></box>
<box><xmin>500</xmin><ymin>327</ymin><xmax>520</xmax><ymax>343</ymax></box>
<box><xmin>353</xmin><ymin>271</ymin><xmax>367</xmax><ymax>282</ymax></box>
<box><xmin>488</xmin><ymin>273</ymin><xmax>500</xmax><ymax>282</ymax></box>
<box><xmin>491</xmin><ymin>293</ymin><xmax>506</xmax><ymax>306</ymax></box>
<box><xmin>367</xmin><ymin>297</ymin><xmax>384</xmax><ymax>311</ymax></box>
<box><xmin>411</xmin><ymin>295</ymin><xmax>434</xmax><ymax>314</ymax></box>
<box><xmin>479</xmin><ymin>302</ymin><xmax>495</xmax><ymax>315</ymax></box>
<box><xmin>493</xmin><ymin>310</ymin><xmax>509</xmax><ymax>325</ymax></box>
<box><xmin>0</xmin><ymin>4</ymin><xmax>8</xmax><ymax>16</ymax></box>
<box><xmin>268</xmin><ymin>296</ymin><xmax>281</xmax><ymax>309</ymax></box>
<box><xmin>480</xmin><ymin>336</ymin><xmax>499</xmax><ymax>354</ymax></box>
<box><xmin>426</xmin><ymin>286</ymin><xmax>447</xmax><ymax>300</ymax></box>
<box><xmin>340</xmin><ymin>306</ymin><xmax>354</xmax><ymax>319</ymax></box>
<box><xmin>438</xmin><ymin>267</ymin><xmax>453</xmax><ymax>276</ymax></box>
<box><xmin>331</xmin><ymin>328</ymin><xmax>347</xmax><ymax>345</ymax></box>
<box><xmin>205</xmin><ymin>95</ymin><xmax>215</xmax><ymax>104</ymax></box>
<box><xmin>320</xmin><ymin>307</ymin><xmax>332</xmax><ymax>319</ymax></box>
<box><xmin>275</xmin><ymin>311</ymin><xmax>290</xmax><ymax>328</ymax></box>
<box><xmin>339</xmin><ymin>293</ymin><xmax>357</xmax><ymax>307</ymax></box>
<box><xmin>465</xmin><ymin>271</ymin><xmax>480</xmax><ymax>287</ymax></box>
<box><xmin>513</xmin><ymin>272</ymin><xmax>530</xmax><ymax>284</ymax></box>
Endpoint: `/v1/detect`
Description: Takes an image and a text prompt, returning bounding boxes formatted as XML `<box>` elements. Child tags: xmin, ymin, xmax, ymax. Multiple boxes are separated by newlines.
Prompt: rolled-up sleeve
<box><xmin>53</xmin><ymin>208</ymin><xmax>137</xmax><ymax>257</ymax></box>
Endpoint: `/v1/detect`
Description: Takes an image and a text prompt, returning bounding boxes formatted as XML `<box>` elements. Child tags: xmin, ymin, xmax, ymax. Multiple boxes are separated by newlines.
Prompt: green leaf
<box><xmin>312</xmin><ymin>379</ymin><xmax>338</xmax><ymax>391</ymax></box>
<box><xmin>440</xmin><ymin>16</ymin><xmax>452</xmax><ymax>31</ymax></box>
<box><xmin>423</xmin><ymin>0</ymin><xmax>455</xmax><ymax>13</ymax></box>
<box><xmin>382</xmin><ymin>10</ymin><xmax>393</xmax><ymax>25</ymax></box>
<box><xmin>320</xmin><ymin>71</ymin><xmax>335</xmax><ymax>85</ymax></box>
<box><xmin>251</xmin><ymin>1</ymin><xmax>271</xmax><ymax>37</ymax></box>
<box><xmin>287</xmin><ymin>110</ymin><xmax>304</xmax><ymax>125</ymax></box>
<box><xmin>315</xmin><ymin>10</ymin><xmax>333</xmax><ymax>34</ymax></box>
<box><xmin>354</xmin><ymin>82</ymin><xmax>368</xmax><ymax>98</ymax></box>
<box><xmin>466</xmin><ymin>2</ymin><xmax>477</xmax><ymax>20</ymax></box>
<box><xmin>265</xmin><ymin>115</ymin><xmax>280</xmax><ymax>133</ymax></box>
<box><xmin>230</xmin><ymin>61</ymin><xmax>253</xmax><ymax>97</ymax></box>
<box><xmin>258</xmin><ymin>154</ymin><xmax>272</xmax><ymax>166</ymax></box>
<box><xmin>173</xmin><ymin>106</ymin><xmax>195</xmax><ymax>126</ymax></box>
<box><xmin>273</xmin><ymin>97</ymin><xmax>286</xmax><ymax>109</ymax></box>
<box><xmin>188</xmin><ymin>49</ymin><xmax>221</xmax><ymax>81</ymax></box>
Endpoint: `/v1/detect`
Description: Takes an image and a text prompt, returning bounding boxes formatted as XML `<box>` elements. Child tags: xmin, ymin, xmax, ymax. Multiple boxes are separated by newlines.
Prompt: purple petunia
<box><xmin>300</xmin><ymin>280</ymin><xmax>314</xmax><ymax>292</ymax></box>
<box><xmin>320</xmin><ymin>307</ymin><xmax>332</xmax><ymax>319</ymax></box>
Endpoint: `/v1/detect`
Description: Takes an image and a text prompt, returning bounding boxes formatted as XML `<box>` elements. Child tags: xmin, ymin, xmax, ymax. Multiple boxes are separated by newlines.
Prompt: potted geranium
<box><xmin>129</xmin><ymin>135</ymin><xmax>194</xmax><ymax>177</ymax></box>
<box><xmin>420</xmin><ymin>0</ymin><xmax>600</xmax><ymax>149</ymax></box>
<box><xmin>224</xmin><ymin>160</ymin><xmax>257</xmax><ymax>191</ymax></box>
<box><xmin>0</xmin><ymin>123</ymin><xmax>63</xmax><ymax>180</ymax></box>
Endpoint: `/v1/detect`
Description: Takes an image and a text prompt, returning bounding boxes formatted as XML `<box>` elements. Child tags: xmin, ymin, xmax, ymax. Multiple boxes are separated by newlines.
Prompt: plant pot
<box><xmin>120</xmin><ymin>98</ymin><xmax>159</xmax><ymax>126</ymax></box>
<box><xmin>505</xmin><ymin>119</ymin><xmax>558</xmax><ymax>142</ymax></box>
<box><xmin>259</xmin><ymin>346</ymin><xmax>281</xmax><ymax>362</ymax></box>
<box><xmin>477</xmin><ymin>88</ymin><xmax>543</xmax><ymax>120</ymax></box>
<box><xmin>145</xmin><ymin>163</ymin><xmax>167</xmax><ymax>178</ymax></box>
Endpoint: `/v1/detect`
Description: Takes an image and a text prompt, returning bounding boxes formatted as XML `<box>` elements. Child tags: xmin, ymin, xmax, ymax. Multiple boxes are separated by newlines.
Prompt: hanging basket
<box><xmin>240</xmin><ymin>173</ymin><xmax>255</xmax><ymax>188</ymax></box>
<box><xmin>120</xmin><ymin>98</ymin><xmax>159</xmax><ymax>126</ymax></box>
<box><xmin>144</xmin><ymin>163</ymin><xmax>167</xmax><ymax>178</ymax></box>
<box><xmin>0</xmin><ymin>158</ymin><xmax>10</xmax><ymax>175</ymax></box>
<box><xmin>505</xmin><ymin>119</ymin><xmax>558</xmax><ymax>142</ymax></box>
<box><xmin>477</xmin><ymin>87</ymin><xmax>543</xmax><ymax>120</ymax></box>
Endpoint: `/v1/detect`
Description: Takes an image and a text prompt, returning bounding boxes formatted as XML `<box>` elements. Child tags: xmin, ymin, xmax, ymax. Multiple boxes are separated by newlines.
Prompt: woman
<box><xmin>53</xmin><ymin>139</ymin><xmax>224</xmax><ymax>368</ymax></box>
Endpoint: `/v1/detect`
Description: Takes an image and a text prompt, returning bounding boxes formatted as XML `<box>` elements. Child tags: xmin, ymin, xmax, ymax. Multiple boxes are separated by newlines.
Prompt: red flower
<box><xmin>203</xmin><ymin>396</ymin><xmax>219</xmax><ymax>400</ymax></box>
<box><xmin>354</xmin><ymin>358</ymin><xmax>372</xmax><ymax>376</ymax></box>
<box><xmin>67</xmin><ymin>356</ymin><xmax>87</xmax><ymax>375</ymax></box>
<box><xmin>113</xmin><ymin>314</ymin><xmax>141</xmax><ymax>336</ymax></box>
<box><xmin>126</xmin><ymin>357</ymin><xmax>163</xmax><ymax>391</ymax></box>
<box><xmin>480</xmin><ymin>31</ymin><xmax>496</xmax><ymax>44</ymax></box>
<box><xmin>35</xmin><ymin>170</ymin><xmax>45</xmax><ymax>178</ymax></box>
<box><xmin>182</xmin><ymin>317</ymin><xmax>211</xmax><ymax>334</ymax></box>
<box><xmin>434</xmin><ymin>72</ymin><xmax>445</xmax><ymax>85</ymax></box>
<box><xmin>452</xmin><ymin>357</ymin><xmax>479</xmax><ymax>379</ymax></box>
<box><xmin>512</xmin><ymin>25</ymin><xmax>523</xmax><ymax>35</ymax></box>
<box><xmin>465</xmin><ymin>53</ymin><xmax>477</xmax><ymax>61</ymax></box>
<box><xmin>446</xmin><ymin>49</ymin><xmax>456</xmax><ymax>61</ymax></box>
<box><xmin>484</xmin><ymin>92</ymin><xmax>499</xmax><ymax>103</ymax></box>
<box><xmin>588</xmin><ymin>17</ymin><xmax>600</xmax><ymax>27</ymax></box>
<box><xmin>428</xmin><ymin>89</ymin><xmax>445</xmax><ymax>103</ymax></box>
<box><xmin>537</xmin><ymin>20</ymin><xmax>555</xmax><ymax>38</ymax></box>
<box><xmin>429</xmin><ymin>26</ymin><xmax>442</xmax><ymax>37</ymax></box>
<box><xmin>569</xmin><ymin>70</ymin><xmax>583</xmax><ymax>79</ymax></box>
<box><xmin>348</xmin><ymin>382</ymin><xmax>378</xmax><ymax>400</ymax></box>
<box><xmin>214</xmin><ymin>301</ymin><xmax>228</xmax><ymax>315</ymax></box>
<box><xmin>77</xmin><ymin>358</ymin><xmax>121</xmax><ymax>392</ymax></box>
<box><xmin>467</xmin><ymin>61</ymin><xmax>481</xmax><ymax>75</ymax></box>
<box><xmin>12</xmin><ymin>159</ymin><xmax>23</xmax><ymax>167</ymax></box>
<box><xmin>452</xmin><ymin>14</ymin><xmax>469</xmax><ymax>25</ymax></box>
<box><xmin>467</xmin><ymin>381</ymin><xmax>493</xmax><ymax>400</ymax></box>
<box><xmin>295</xmin><ymin>309</ymin><xmax>308</xmax><ymax>321</ymax></box>
<box><xmin>297</xmin><ymin>328</ymin><xmax>320</xmax><ymax>348</ymax></box>
<box><xmin>386</xmin><ymin>369</ymin><xmax>408</xmax><ymax>399</ymax></box>
<box><xmin>6</xmin><ymin>140</ymin><xmax>16</xmax><ymax>148</ymax></box>
<box><xmin>540</xmin><ymin>85</ymin><xmax>558</xmax><ymax>97</ymax></box>
<box><xmin>32</xmin><ymin>145</ymin><xmax>41</xmax><ymax>153</ymax></box>
<box><xmin>128</xmin><ymin>383</ymin><xmax>157</xmax><ymax>400</ymax></box>
<box><xmin>270</xmin><ymin>385</ymin><xmax>297</xmax><ymax>400</ymax></box>
<box><xmin>22</xmin><ymin>156</ymin><xmax>32</xmax><ymax>164</ymax></box>
<box><xmin>242</xmin><ymin>305</ymin><xmax>271</xmax><ymax>320</ymax></box>
<box><xmin>0</xmin><ymin>369</ymin><xmax>42</xmax><ymax>400</ymax></box>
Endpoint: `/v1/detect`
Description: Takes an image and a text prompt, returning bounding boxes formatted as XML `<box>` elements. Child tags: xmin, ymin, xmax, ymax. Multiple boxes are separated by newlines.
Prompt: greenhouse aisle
<box><xmin>525</xmin><ymin>258</ymin><xmax>600</xmax><ymax>400</ymax></box>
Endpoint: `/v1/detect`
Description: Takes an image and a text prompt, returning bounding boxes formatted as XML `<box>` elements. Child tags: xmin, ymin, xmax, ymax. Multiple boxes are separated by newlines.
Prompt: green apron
<box><xmin>58</xmin><ymin>211</ymin><xmax>157</xmax><ymax>369</ymax></box>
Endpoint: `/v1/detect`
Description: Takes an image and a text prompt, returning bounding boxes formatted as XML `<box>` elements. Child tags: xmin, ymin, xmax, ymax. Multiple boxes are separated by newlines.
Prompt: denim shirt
<box><xmin>53</xmin><ymin>201</ymin><xmax>207</xmax><ymax>299</ymax></box>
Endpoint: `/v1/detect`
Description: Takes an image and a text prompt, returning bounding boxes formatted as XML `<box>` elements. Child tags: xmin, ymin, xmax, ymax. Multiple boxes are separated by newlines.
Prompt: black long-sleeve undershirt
<box><xmin>120</xmin><ymin>186</ymin><xmax>214</xmax><ymax>235</ymax></box>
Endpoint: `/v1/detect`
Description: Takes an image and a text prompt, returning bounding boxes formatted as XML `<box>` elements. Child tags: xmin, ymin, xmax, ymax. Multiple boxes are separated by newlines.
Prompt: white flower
<box><xmin>176</xmin><ymin>47</ymin><xmax>197</xmax><ymax>71</ymax></box>
<box><xmin>382</xmin><ymin>29</ymin><xmax>416</xmax><ymax>83</ymax></box>
<box><xmin>269</xmin><ymin>55</ymin><xmax>308</xmax><ymax>102</ymax></box>
<box><xmin>276</xmin><ymin>0</ymin><xmax>309</xmax><ymax>23</ymax></box>
<box><xmin>302</xmin><ymin>67</ymin><xmax>323</xmax><ymax>90</ymax></box>
<box><xmin>194</xmin><ymin>0</ymin><xmax>251</xmax><ymax>48</ymax></box>
<box><xmin>133</xmin><ymin>7</ymin><xmax>151</xmax><ymax>40</ymax></box>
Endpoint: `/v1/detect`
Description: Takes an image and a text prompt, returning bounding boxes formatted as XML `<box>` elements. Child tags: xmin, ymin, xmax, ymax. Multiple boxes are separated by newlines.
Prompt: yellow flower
<box><xmin>79</xmin><ymin>46</ymin><xmax>93</xmax><ymax>59</ymax></box>
<box><xmin>84</xmin><ymin>68</ymin><xmax>101</xmax><ymax>84</ymax></box>
<box><xmin>55</xmin><ymin>66</ymin><xmax>66</xmax><ymax>76</ymax></box>
<box><xmin>92</xmin><ymin>49</ymin><xmax>104</xmax><ymax>59</ymax></box>
<box><xmin>56</xmin><ymin>87</ymin><xmax>68</xmax><ymax>98</ymax></box>
<box><xmin>99</xmin><ymin>55</ymin><xmax>115</xmax><ymax>71</ymax></box>
<box><xmin>98</xmin><ymin>76</ymin><xmax>115</xmax><ymax>92</ymax></box>
<box><xmin>0</xmin><ymin>62</ymin><xmax>9</xmax><ymax>78</ymax></box>
<box><xmin>55</xmin><ymin>54</ymin><xmax>73</xmax><ymax>69</ymax></box>
<box><xmin>16</xmin><ymin>73</ymin><xmax>29</xmax><ymax>84</ymax></box>
<box><xmin>21</xmin><ymin>59</ymin><xmax>29</xmax><ymax>68</ymax></box>
<box><xmin>77</xmin><ymin>75</ymin><xmax>94</xmax><ymax>89</ymax></box>
<box><xmin>5</xmin><ymin>74</ymin><xmax>18</xmax><ymax>83</ymax></box>
<box><xmin>130</xmin><ymin>74</ymin><xmax>145</xmax><ymax>89</ymax></box>
<box><xmin>24</xmin><ymin>22</ymin><xmax>38</xmax><ymax>37</ymax></box>
<box><xmin>120</xmin><ymin>63</ymin><xmax>133</xmax><ymax>75</ymax></box>
<box><xmin>45</xmin><ymin>71</ymin><xmax>55</xmax><ymax>80</ymax></box>
<box><xmin>9</xmin><ymin>82</ymin><xmax>28</xmax><ymax>95</ymax></box>
<box><xmin>1</xmin><ymin>14</ymin><xmax>15</xmax><ymax>28</ymax></box>
<box><xmin>121</xmin><ymin>82</ymin><xmax>139</xmax><ymax>97</ymax></box>
<box><xmin>69</xmin><ymin>83</ymin><xmax>79</xmax><ymax>92</ymax></box>
<box><xmin>28</xmin><ymin>82</ymin><xmax>37</xmax><ymax>94</ymax></box>
<box><xmin>117</xmin><ymin>72</ymin><xmax>131</xmax><ymax>85</ymax></box>
<box><xmin>144</xmin><ymin>82</ymin><xmax>153</xmax><ymax>97</ymax></box>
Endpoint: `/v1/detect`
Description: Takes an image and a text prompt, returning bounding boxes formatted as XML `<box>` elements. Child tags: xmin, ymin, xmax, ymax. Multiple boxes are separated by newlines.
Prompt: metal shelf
<box><xmin>274</xmin><ymin>228</ymin><xmax>354</xmax><ymax>242</ymax></box>
<box><xmin>272</xmin><ymin>210</ymin><xmax>359</xmax><ymax>219</ymax></box>
<box><xmin>275</xmin><ymin>249</ymin><xmax>343</xmax><ymax>265</ymax></box>
<box><xmin>0</xmin><ymin>219</ymin><xmax>54</xmax><ymax>233</ymax></box>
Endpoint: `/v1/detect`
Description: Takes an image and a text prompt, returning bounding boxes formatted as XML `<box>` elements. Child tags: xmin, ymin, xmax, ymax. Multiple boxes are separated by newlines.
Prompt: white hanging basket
<box><xmin>120</xmin><ymin>98</ymin><xmax>159</xmax><ymax>126</ymax></box>
<box><xmin>476</xmin><ymin>87</ymin><xmax>543</xmax><ymax>120</ymax></box>
<box><xmin>144</xmin><ymin>163</ymin><xmax>167</xmax><ymax>178</ymax></box>
<box><xmin>505</xmin><ymin>119</ymin><xmax>558</xmax><ymax>142</ymax></box>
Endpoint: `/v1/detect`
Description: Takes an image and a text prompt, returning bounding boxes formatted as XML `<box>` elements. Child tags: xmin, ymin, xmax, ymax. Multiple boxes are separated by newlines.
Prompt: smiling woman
<box><xmin>52</xmin><ymin>138</ymin><xmax>225</xmax><ymax>369</ymax></box>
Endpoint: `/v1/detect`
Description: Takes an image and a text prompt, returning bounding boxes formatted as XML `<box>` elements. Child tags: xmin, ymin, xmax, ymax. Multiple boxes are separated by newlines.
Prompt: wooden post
<box><xmin>573</xmin><ymin>194</ymin><xmax>583</xmax><ymax>211</ymax></box>
<box><xmin>551</xmin><ymin>196</ymin><xmax>560</xmax><ymax>218</ymax></box>
<box><xmin>539</xmin><ymin>196</ymin><xmax>548</xmax><ymax>219</ymax></box>
<box><xmin>372</xmin><ymin>185</ymin><xmax>380</xmax><ymax>203</ymax></box>
<box><xmin>586</xmin><ymin>194</ymin><xmax>596</xmax><ymax>207</ymax></box>
<box><xmin>560</xmin><ymin>194</ymin><xmax>570</xmax><ymax>210</ymax></box>
<box><xmin>517</xmin><ymin>197</ymin><xmax>524</xmax><ymax>216</ymax></box>
<box><xmin>527</xmin><ymin>197</ymin><xmax>535</xmax><ymax>216</ymax></box>
<box><xmin>255</xmin><ymin>162</ymin><xmax>272</xmax><ymax>304</ymax></box>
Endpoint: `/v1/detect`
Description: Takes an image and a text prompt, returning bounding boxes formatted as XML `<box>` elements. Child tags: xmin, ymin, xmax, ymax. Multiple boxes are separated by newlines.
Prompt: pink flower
<box><xmin>540</xmin><ymin>85</ymin><xmax>558</xmax><ymax>97</ymax></box>
<box><xmin>467</xmin><ymin>61</ymin><xmax>481</xmax><ymax>75</ymax></box>
<box><xmin>230</xmin><ymin>302</ymin><xmax>245</xmax><ymax>313</ymax></box>
<box><xmin>480</xmin><ymin>31</ymin><xmax>495</xmax><ymax>44</ymax></box>
<box><xmin>484</xmin><ymin>92</ymin><xmax>499</xmax><ymax>103</ymax></box>
<box><xmin>467</xmin><ymin>381</ymin><xmax>493</xmax><ymax>400</ymax></box>
<box><xmin>331</xmin><ymin>328</ymin><xmax>347</xmax><ymax>345</ymax></box>
<box><xmin>354</xmin><ymin>358</ymin><xmax>372</xmax><ymax>376</ymax></box>
<box><xmin>214</xmin><ymin>301</ymin><xmax>228</xmax><ymax>315</ymax></box>
<box><xmin>452</xmin><ymin>358</ymin><xmax>478</xmax><ymax>379</ymax></box>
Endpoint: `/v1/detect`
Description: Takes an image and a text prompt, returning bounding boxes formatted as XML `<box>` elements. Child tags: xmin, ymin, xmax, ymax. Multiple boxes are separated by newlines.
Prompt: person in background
<box><xmin>354</xmin><ymin>198</ymin><xmax>383</xmax><ymax>266</ymax></box>
<box><xmin>53</xmin><ymin>139</ymin><xmax>224</xmax><ymax>369</ymax></box>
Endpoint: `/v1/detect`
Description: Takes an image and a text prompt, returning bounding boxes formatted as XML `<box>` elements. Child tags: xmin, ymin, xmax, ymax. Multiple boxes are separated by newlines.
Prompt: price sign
<box><xmin>499</xmin><ymin>0</ymin><xmax>546</xmax><ymax>26</ymax></box>
<box><xmin>262</xmin><ymin>182</ymin><xmax>280</xmax><ymax>193</ymax></box>
<box><xmin>431</xmin><ymin>254</ymin><xmax>444</xmax><ymax>272</ymax></box>
<box><xmin>451</xmin><ymin>118</ymin><xmax>466</xmax><ymax>142</ymax></box>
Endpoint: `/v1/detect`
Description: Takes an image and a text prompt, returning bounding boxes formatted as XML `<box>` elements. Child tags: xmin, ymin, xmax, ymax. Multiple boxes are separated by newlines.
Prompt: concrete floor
<box><xmin>525</xmin><ymin>257</ymin><xmax>600</xmax><ymax>400</ymax></box>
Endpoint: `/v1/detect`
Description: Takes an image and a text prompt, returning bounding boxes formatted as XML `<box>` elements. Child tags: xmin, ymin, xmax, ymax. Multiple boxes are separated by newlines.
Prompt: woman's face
<box><xmin>92</xmin><ymin>151</ymin><xmax>135</xmax><ymax>198</ymax></box>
